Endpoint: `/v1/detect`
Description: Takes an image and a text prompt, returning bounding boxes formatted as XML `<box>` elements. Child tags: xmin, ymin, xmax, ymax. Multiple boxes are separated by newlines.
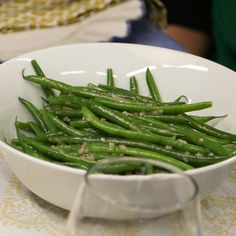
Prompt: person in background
<box><xmin>162</xmin><ymin>0</ymin><xmax>236</xmax><ymax>71</ymax></box>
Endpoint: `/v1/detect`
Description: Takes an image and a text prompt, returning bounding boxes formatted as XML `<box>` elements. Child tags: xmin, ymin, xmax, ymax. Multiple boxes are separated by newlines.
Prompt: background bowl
<box><xmin>0</xmin><ymin>43</ymin><xmax>236</xmax><ymax>211</ymax></box>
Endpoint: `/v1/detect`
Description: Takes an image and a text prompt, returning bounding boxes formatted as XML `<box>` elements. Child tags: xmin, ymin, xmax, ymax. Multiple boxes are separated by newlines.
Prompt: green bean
<box><xmin>45</xmin><ymin>112</ymin><xmax>93</xmax><ymax>137</ymax></box>
<box><xmin>107</xmin><ymin>68</ymin><xmax>115</xmax><ymax>87</ymax></box>
<box><xmin>93</xmin><ymin>163</ymin><xmax>143</xmax><ymax>175</ymax></box>
<box><xmin>50</xmin><ymin>144</ymin><xmax>79</xmax><ymax>153</ymax></box>
<box><xmin>133</xmin><ymin>115</ymin><xmax>181</xmax><ymax>132</ymax></box>
<box><xmin>81</xmin><ymin>153</ymin><xmax>123</xmax><ymax>161</ymax></box>
<box><xmin>88</xmin><ymin>101</ymin><xmax>141</xmax><ymax>131</ymax></box>
<box><xmin>144</xmin><ymin>115</ymin><xmax>229</xmax><ymax>144</ymax></box>
<box><xmin>48</xmin><ymin>95</ymin><xmax>87</xmax><ymax>108</ymax></box>
<box><xmin>36</xmin><ymin>133</ymin><xmax>228</xmax><ymax>167</ymax></box>
<box><xmin>145</xmin><ymin>164</ymin><xmax>155</xmax><ymax>175</ymax></box>
<box><xmin>22</xmin><ymin>74</ymin><xmax>75</xmax><ymax>92</ymax></box>
<box><xmin>94</xmin><ymin>97</ymin><xmax>212</xmax><ymax>114</ymax></box>
<box><xmin>17</xmin><ymin>64</ymin><xmax>236</xmax><ymax>172</ymax></box>
<box><xmin>182</xmin><ymin>114</ymin><xmax>236</xmax><ymax>141</ymax></box>
<box><xmin>86</xmin><ymin>142</ymin><xmax>193</xmax><ymax>170</ymax></box>
<box><xmin>17</xmin><ymin>131</ymin><xmax>94</xmax><ymax>169</ymax></box>
<box><xmin>98</xmin><ymin>84</ymin><xmax>160</xmax><ymax>103</ymax></box>
<box><xmin>22</xmin><ymin>74</ymin><xmax>127</xmax><ymax>101</ymax></box>
<box><xmin>31</xmin><ymin>60</ymin><xmax>45</xmax><ymax>77</ymax></box>
<box><xmin>134</xmin><ymin>115</ymin><xmax>232</xmax><ymax>155</ymax></box>
<box><xmin>16</xmin><ymin>131</ymin><xmax>52</xmax><ymax>161</ymax></box>
<box><xmin>81</xmin><ymin>127</ymin><xmax>102</xmax><ymax>137</ymax></box>
<box><xmin>23</xmin><ymin>73</ymin><xmax>181</xmax><ymax>105</ymax></box>
<box><xmin>142</xmin><ymin>114</ymin><xmax>188</xmax><ymax>124</ymax></box>
<box><xmin>87</xmin><ymin>83</ymin><xmax>104</xmax><ymax>91</ymax></box>
<box><xmin>95</xmin><ymin>84</ymin><xmax>184</xmax><ymax>105</ymax></box>
<box><xmin>35</xmin><ymin>131</ymin><xmax>65</xmax><ymax>142</ymax></box>
<box><xmin>146</xmin><ymin>68</ymin><xmax>162</xmax><ymax>102</ymax></box>
<box><xmin>147</xmin><ymin>114</ymin><xmax>226</xmax><ymax>124</ymax></box>
<box><xmin>10</xmin><ymin>143</ymin><xmax>24</xmax><ymax>152</ymax></box>
<box><xmin>88</xmin><ymin>101</ymin><xmax>178</xmax><ymax>137</ymax></box>
<box><xmin>171</xmin><ymin>123</ymin><xmax>232</xmax><ymax>155</ymax></box>
<box><xmin>40</xmin><ymin>109</ymin><xmax>58</xmax><ymax>132</ymax></box>
<box><xmin>18</xmin><ymin>97</ymin><xmax>47</xmax><ymax>132</ymax></box>
<box><xmin>174</xmin><ymin>95</ymin><xmax>188</xmax><ymax>103</ymax></box>
<box><xmin>130</xmin><ymin>76</ymin><xmax>139</xmax><ymax>94</ymax></box>
<box><xmin>82</xmin><ymin>106</ymin><xmax>211</xmax><ymax>154</ymax></box>
<box><xmin>11</xmin><ymin>139</ymin><xmax>21</xmax><ymax>146</ymax></box>
<box><xmin>30</xmin><ymin>60</ymin><xmax>55</xmax><ymax>98</ymax></box>
<box><xmin>49</xmin><ymin>109</ymin><xmax>83</xmax><ymax>118</ymax></box>
<box><xmin>15</xmin><ymin>121</ymin><xmax>32</xmax><ymax>132</ymax></box>
<box><xmin>190</xmin><ymin>114</ymin><xmax>227</xmax><ymax>123</ymax></box>
<box><xmin>175</xmin><ymin>123</ymin><xmax>230</xmax><ymax>145</ymax></box>
<box><xmin>28</xmin><ymin>121</ymin><xmax>45</xmax><ymax>136</ymax></box>
<box><xmin>69</xmin><ymin>120</ymin><xmax>92</xmax><ymax>128</ymax></box>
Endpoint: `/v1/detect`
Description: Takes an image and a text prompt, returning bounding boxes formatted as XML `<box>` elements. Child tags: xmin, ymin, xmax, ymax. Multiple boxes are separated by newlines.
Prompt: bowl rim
<box><xmin>1</xmin><ymin>42</ymin><xmax>236</xmax><ymax>76</ymax></box>
<box><xmin>1</xmin><ymin>42</ymin><xmax>236</xmax><ymax>180</ymax></box>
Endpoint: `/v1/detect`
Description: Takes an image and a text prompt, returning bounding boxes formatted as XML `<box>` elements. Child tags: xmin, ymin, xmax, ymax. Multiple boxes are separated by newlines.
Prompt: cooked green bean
<box><xmin>94</xmin><ymin>97</ymin><xmax>212</xmax><ymax>114</ymax></box>
<box><xmin>17</xmin><ymin>131</ymin><xmax>94</xmax><ymax>169</ymax></box>
<box><xmin>107</xmin><ymin>68</ymin><xmax>115</xmax><ymax>87</ymax></box>
<box><xmin>48</xmin><ymin>95</ymin><xmax>87</xmax><ymax>108</ymax></box>
<box><xmin>88</xmin><ymin>101</ymin><xmax>178</xmax><ymax>137</ymax></box>
<box><xmin>26</xmin><ymin>124</ymin><xmax>230</xmax><ymax>167</ymax></box>
<box><xmin>15</xmin><ymin>121</ymin><xmax>32</xmax><ymax>132</ymax></box>
<box><xmin>130</xmin><ymin>76</ymin><xmax>139</xmax><ymax>94</ymax></box>
<box><xmin>86</xmin><ymin>142</ymin><xmax>193</xmax><ymax>170</ymax></box>
<box><xmin>146</xmin><ymin>68</ymin><xmax>162</xmax><ymax>102</ymax></box>
<box><xmin>6</xmin><ymin>64</ymin><xmax>234</xmax><ymax>174</ymax></box>
<box><xmin>49</xmin><ymin>109</ymin><xmax>83</xmax><ymax>118</ymax></box>
<box><xmin>69</xmin><ymin>120</ymin><xmax>92</xmax><ymax>128</ymax></box>
<box><xmin>45</xmin><ymin>112</ymin><xmax>93</xmax><ymax>137</ymax></box>
<box><xmin>40</xmin><ymin>109</ymin><xmax>58</xmax><ymax>132</ymax></box>
<box><xmin>183</xmin><ymin>114</ymin><xmax>236</xmax><ymax>141</ymax></box>
<box><xmin>31</xmin><ymin>59</ymin><xmax>55</xmax><ymax>98</ymax></box>
<box><xmin>133</xmin><ymin>115</ymin><xmax>232</xmax><ymax>155</ymax></box>
<box><xmin>18</xmin><ymin>97</ymin><xmax>47</xmax><ymax>133</ymax></box>
<box><xmin>82</xmin><ymin>106</ymin><xmax>212</xmax><ymax>155</ymax></box>
<box><xmin>28</xmin><ymin>121</ymin><xmax>45</xmax><ymax>136</ymax></box>
<box><xmin>190</xmin><ymin>114</ymin><xmax>227</xmax><ymax>123</ymax></box>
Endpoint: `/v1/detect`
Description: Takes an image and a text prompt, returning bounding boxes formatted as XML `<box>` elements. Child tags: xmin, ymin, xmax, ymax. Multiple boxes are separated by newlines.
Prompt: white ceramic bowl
<box><xmin>0</xmin><ymin>43</ymin><xmax>236</xmax><ymax>211</ymax></box>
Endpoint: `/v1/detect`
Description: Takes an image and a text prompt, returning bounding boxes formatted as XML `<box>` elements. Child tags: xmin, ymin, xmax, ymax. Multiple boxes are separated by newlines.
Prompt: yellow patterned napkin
<box><xmin>0</xmin><ymin>0</ymin><xmax>124</xmax><ymax>33</ymax></box>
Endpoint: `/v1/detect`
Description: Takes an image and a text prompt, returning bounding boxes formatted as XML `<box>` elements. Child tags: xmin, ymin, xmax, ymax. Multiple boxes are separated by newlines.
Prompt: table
<box><xmin>0</xmin><ymin>153</ymin><xmax>236</xmax><ymax>236</ymax></box>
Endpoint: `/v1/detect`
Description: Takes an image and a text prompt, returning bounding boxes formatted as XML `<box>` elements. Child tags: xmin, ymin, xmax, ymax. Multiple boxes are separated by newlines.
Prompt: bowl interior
<box><xmin>0</xmin><ymin>42</ymin><xmax>236</xmax><ymax>161</ymax></box>
<box><xmin>1</xmin><ymin>43</ymin><xmax>236</xmax><ymax>209</ymax></box>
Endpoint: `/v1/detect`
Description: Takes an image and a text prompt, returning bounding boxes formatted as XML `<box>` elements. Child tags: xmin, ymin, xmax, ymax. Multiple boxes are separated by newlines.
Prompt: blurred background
<box><xmin>0</xmin><ymin>0</ymin><xmax>235</xmax><ymax>71</ymax></box>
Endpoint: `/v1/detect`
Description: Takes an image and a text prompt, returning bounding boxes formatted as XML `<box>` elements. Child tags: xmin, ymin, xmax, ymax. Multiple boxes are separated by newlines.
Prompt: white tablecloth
<box><xmin>0</xmin><ymin>153</ymin><xmax>236</xmax><ymax>236</ymax></box>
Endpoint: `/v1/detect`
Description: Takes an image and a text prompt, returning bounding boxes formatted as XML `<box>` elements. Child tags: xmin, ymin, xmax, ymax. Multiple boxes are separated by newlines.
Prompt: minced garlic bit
<box><xmin>208</xmin><ymin>152</ymin><xmax>215</xmax><ymax>157</ymax></box>
<box><xmin>63</xmin><ymin>116</ymin><xmax>70</xmax><ymax>123</ymax></box>
<box><xmin>195</xmin><ymin>153</ymin><xmax>203</xmax><ymax>158</ymax></box>
<box><xmin>165</xmin><ymin>145</ymin><xmax>173</xmax><ymax>150</ymax></box>
<box><xmin>152</xmin><ymin>110</ymin><xmax>163</xmax><ymax>115</ymax></box>
<box><xmin>82</xmin><ymin>154</ymin><xmax>95</xmax><ymax>161</ymax></box>
<box><xmin>178</xmin><ymin>139</ymin><xmax>187</xmax><ymax>144</ymax></box>
<box><xmin>109</xmin><ymin>142</ymin><xmax>115</xmax><ymax>148</ymax></box>
<box><xmin>78</xmin><ymin>143</ymin><xmax>88</xmax><ymax>155</ymax></box>
<box><xmin>198</xmin><ymin>138</ymin><xmax>204</xmax><ymax>144</ymax></box>
<box><xmin>119</xmin><ymin>144</ymin><xmax>126</xmax><ymax>151</ymax></box>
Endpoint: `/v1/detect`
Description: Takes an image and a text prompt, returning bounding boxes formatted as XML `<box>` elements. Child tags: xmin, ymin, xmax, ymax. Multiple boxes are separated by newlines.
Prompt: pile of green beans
<box><xmin>8</xmin><ymin>59</ymin><xmax>236</xmax><ymax>175</ymax></box>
